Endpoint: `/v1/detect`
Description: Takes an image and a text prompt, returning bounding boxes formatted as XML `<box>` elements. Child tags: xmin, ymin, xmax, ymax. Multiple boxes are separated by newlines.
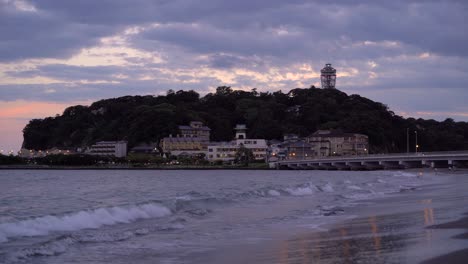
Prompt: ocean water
<box><xmin>0</xmin><ymin>169</ymin><xmax>449</xmax><ymax>263</ymax></box>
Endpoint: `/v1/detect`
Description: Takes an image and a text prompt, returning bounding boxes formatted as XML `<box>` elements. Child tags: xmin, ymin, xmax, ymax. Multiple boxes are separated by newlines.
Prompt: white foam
<box><xmin>7</xmin><ymin>236</ymin><xmax>75</xmax><ymax>262</ymax></box>
<box><xmin>267</xmin><ymin>190</ymin><xmax>281</xmax><ymax>196</ymax></box>
<box><xmin>347</xmin><ymin>185</ymin><xmax>362</xmax><ymax>190</ymax></box>
<box><xmin>320</xmin><ymin>183</ymin><xmax>334</xmax><ymax>192</ymax></box>
<box><xmin>0</xmin><ymin>203</ymin><xmax>171</xmax><ymax>243</ymax></box>
<box><xmin>393</xmin><ymin>171</ymin><xmax>417</xmax><ymax>177</ymax></box>
<box><xmin>286</xmin><ymin>185</ymin><xmax>317</xmax><ymax>196</ymax></box>
<box><xmin>176</xmin><ymin>195</ymin><xmax>194</xmax><ymax>201</ymax></box>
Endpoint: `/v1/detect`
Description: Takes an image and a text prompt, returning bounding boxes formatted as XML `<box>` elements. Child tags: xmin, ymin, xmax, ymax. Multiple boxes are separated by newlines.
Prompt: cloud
<box><xmin>1</xmin><ymin>0</ymin><xmax>468</xmax><ymax>152</ymax></box>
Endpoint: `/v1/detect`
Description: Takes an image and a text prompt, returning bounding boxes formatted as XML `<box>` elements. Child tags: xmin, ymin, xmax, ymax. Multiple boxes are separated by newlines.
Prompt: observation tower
<box><xmin>320</xmin><ymin>63</ymin><xmax>336</xmax><ymax>89</ymax></box>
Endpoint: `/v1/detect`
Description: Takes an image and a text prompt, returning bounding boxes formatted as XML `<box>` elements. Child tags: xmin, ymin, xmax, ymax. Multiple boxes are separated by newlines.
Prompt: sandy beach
<box><xmin>1</xmin><ymin>169</ymin><xmax>467</xmax><ymax>263</ymax></box>
<box><xmin>182</xmin><ymin>170</ymin><xmax>468</xmax><ymax>264</ymax></box>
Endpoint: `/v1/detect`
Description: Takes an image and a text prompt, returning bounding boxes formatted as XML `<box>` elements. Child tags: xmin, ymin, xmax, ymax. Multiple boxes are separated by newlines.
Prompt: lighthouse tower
<box><xmin>320</xmin><ymin>63</ymin><xmax>336</xmax><ymax>89</ymax></box>
<box><xmin>235</xmin><ymin>124</ymin><xmax>247</xmax><ymax>139</ymax></box>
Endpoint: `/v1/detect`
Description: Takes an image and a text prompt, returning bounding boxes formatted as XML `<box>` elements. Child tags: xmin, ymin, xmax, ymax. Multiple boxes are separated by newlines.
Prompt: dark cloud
<box><xmin>2</xmin><ymin>0</ymin><xmax>467</xmax><ymax>62</ymax></box>
<box><xmin>0</xmin><ymin>0</ymin><xmax>467</xmax><ymax>122</ymax></box>
<box><xmin>5</xmin><ymin>64</ymin><xmax>125</xmax><ymax>81</ymax></box>
<box><xmin>0</xmin><ymin>2</ymin><xmax>119</xmax><ymax>61</ymax></box>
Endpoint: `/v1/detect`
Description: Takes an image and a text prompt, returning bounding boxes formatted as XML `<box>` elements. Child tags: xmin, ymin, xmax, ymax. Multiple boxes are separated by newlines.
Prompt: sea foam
<box><xmin>0</xmin><ymin>203</ymin><xmax>171</xmax><ymax>243</ymax></box>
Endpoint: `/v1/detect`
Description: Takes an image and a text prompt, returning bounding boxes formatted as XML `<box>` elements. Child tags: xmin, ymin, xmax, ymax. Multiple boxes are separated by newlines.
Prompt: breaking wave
<box><xmin>0</xmin><ymin>203</ymin><xmax>171</xmax><ymax>243</ymax></box>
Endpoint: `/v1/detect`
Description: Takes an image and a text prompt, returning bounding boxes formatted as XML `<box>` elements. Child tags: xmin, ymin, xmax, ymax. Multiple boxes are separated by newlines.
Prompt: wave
<box><xmin>317</xmin><ymin>182</ymin><xmax>334</xmax><ymax>192</ymax></box>
<box><xmin>393</xmin><ymin>171</ymin><xmax>417</xmax><ymax>177</ymax></box>
<box><xmin>347</xmin><ymin>185</ymin><xmax>363</xmax><ymax>190</ymax></box>
<box><xmin>0</xmin><ymin>203</ymin><xmax>171</xmax><ymax>243</ymax></box>
<box><xmin>2</xmin><ymin>227</ymin><xmax>159</xmax><ymax>263</ymax></box>
<box><xmin>285</xmin><ymin>183</ymin><xmax>318</xmax><ymax>196</ymax></box>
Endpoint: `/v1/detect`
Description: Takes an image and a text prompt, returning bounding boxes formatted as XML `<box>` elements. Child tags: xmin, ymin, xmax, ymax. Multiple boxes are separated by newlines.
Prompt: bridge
<box><xmin>273</xmin><ymin>151</ymin><xmax>468</xmax><ymax>170</ymax></box>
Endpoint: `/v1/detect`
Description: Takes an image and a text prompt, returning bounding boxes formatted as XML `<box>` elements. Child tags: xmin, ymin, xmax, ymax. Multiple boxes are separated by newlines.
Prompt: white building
<box><xmin>206</xmin><ymin>125</ymin><xmax>267</xmax><ymax>162</ymax></box>
<box><xmin>88</xmin><ymin>141</ymin><xmax>127</xmax><ymax>158</ymax></box>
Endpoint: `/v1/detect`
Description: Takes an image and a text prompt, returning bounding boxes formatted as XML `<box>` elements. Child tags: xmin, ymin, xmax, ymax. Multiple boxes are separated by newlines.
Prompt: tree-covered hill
<box><xmin>22</xmin><ymin>87</ymin><xmax>468</xmax><ymax>153</ymax></box>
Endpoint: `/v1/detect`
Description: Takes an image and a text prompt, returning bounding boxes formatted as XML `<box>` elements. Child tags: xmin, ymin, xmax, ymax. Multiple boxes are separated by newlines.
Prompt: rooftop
<box><xmin>178</xmin><ymin>125</ymin><xmax>211</xmax><ymax>131</ymax></box>
<box><xmin>309</xmin><ymin>130</ymin><xmax>367</xmax><ymax>138</ymax></box>
<box><xmin>162</xmin><ymin>137</ymin><xmax>209</xmax><ymax>143</ymax></box>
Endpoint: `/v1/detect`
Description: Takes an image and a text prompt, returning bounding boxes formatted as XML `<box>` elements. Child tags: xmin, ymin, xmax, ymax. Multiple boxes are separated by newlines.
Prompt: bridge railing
<box><xmin>278</xmin><ymin>150</ymin><xmax>468</xmax><ymax>163</ymax></box>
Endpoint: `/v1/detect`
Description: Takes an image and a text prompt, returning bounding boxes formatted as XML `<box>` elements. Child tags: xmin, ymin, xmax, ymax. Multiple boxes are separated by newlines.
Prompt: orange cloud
<box><xmin>0</xmin><ymin>100</ymin><xmax>92</xmax><ymax>152</ymax></box>
<box><xmin>416</xmin><ymin>111</ymin><xmax>468</xmax><ymax>118</ymax></box>
<box><xmin>0</xmin><ymin>100</ymin><xmax>91</xmax><ymax>119</ymax></box>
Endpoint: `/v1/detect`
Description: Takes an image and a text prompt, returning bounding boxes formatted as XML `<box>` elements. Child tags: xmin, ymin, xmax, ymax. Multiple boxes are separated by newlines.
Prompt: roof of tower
<box><xmin>321</xmin><ymin>63</ymin><xmax>336</xmax><ymax>74</ymax></box>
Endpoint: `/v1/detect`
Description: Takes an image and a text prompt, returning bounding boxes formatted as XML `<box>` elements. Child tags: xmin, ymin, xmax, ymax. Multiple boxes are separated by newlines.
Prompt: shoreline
<box><xmin>2</xmin><ymin>165</ymin><xmax>467</xmax><ymax>171</ymax></box>
<box><xmin>421</xmin><ymin>215</ymin><xmax>468</xmax><ymax>264</ymax></box>
<box><xmin>222</xmin><ymin>170</ymin><xmax>468</xmax><ymax>263</ymax></box>
<box><xmin>0</xmin><ymin>165</ymin><xmax>272</xmax><ymax>170</ymax></box>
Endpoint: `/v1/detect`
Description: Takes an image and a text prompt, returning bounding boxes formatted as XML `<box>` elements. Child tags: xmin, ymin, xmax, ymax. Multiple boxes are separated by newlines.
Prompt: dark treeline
<box><xmin>22</xmin><ymin>86</ymin><xmax>468</xmax><ymax>153</ymax></box>
<box><xmin>0</xmin><ymin>153</ymin><xmax>124</xmax><ymax>166</ymax></box>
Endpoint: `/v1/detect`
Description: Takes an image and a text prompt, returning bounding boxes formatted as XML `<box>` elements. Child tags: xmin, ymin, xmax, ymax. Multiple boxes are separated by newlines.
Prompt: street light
<box><xmin>415</xmin><ymin>131</ymin><xmax>418</xmax><ymax>154</ymax></box>
<box><xmin>302</xmin><ymin>141</ymin><xmax>305</xmax><ymax>160</ymax></box>
<box><xmin>406</xmin><ymin>128</ymin><xmax>409</xmax><ymax>154</ymax></box>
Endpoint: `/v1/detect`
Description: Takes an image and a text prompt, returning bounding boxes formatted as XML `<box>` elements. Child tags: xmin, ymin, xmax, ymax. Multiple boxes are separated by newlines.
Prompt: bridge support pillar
<box><xmin>380</xmin><ymin>161</ymin><xmax>402</xmax><ymax>170</ymax></box>
<box><xmin>362</xmin><ymin>161</ymin><xmax>383</xmax><ymax>170</ymax></box>
<box><xmin>346</xmin><ymin>161</ymin><xmax>366</xmax><ymax>170</ymax></box>
<box><xmin>452</xmin><ymin>160</ymin><xmax>468</xmax><ymax>169</ymax></box>
<box><xmin>399</xmin><ymin>160</ymin><xmax>423</xmax><ymax>169</ymax></box>
<box><xmin>287</xmin><ymin>164</ymin><xmax>299</xmax><ymax>170</ymax></box>
<box><xmin>297</xmin><ymin>163</ymin><xmax>311</xmax><ymax>170</ymax></box>
<box><xmin>319</xmin><ymin>162</ymin><xmax>337</xmax><ymax>170</ymax></box>
<box><xmin>307</xmin><ymin>163</ymin><xmax>320</xmax><ymax>170</ymax></box>
<box><xmin>332</xmin><ymin>162</ymin><xmax>350</xmax><ymax>170</ymax></box>
<box><xmin>429</xmin><ymin>160</ymin><xmax>449</xmax><ymax>168</ymax></box>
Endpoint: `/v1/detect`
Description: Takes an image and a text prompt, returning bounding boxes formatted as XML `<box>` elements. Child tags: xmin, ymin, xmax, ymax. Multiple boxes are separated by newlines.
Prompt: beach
<box><xmin>0</xmin><ymin>169</ymin><xmax>467</xmax><ymax>263</ymax></box>
<box><xmin>183</xmin><ymin>170</ymin><xmax>468</xmax><ymax>263</ymax></box>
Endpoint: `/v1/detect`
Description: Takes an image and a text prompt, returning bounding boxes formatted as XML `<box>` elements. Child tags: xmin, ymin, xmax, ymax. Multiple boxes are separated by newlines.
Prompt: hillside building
<box><xmin>129</xmin><ymin>143</ymin><xmax>160</xmax><ymax>155</ymax></box>
<box><xmin>161</xmin><ymin>137</ymin><xmax>209</xmax><ymax>157</ymax></box>
<box><xmin>88</xmin><ymin>141</ymin><xmax>127</xmax><ymax>158</ymax></box>
<box><xmin>161</xmin><ymin>121</ymin><xmax>210</xmax><ymax>157</ymax></box>
<box><xmin>206</xmin><ymin>125</ymin><xmax>267</xmax><ymax>163</ymax></box>
<box><xmin>178</xmin><ymin>121</ymin><xmax>210</xmax><ymax>139</ymax></box>
<box><xmin>306</xmin><ymin>130</ymin><xmax>368</xmax><ymax>156</ymax></box>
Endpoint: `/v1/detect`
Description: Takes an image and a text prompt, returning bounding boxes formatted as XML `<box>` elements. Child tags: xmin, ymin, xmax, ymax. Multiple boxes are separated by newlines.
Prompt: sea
<box><xmin>0</xmin><ymin>169</ymin><xmax>466</xmax><ymax>263</ymax></box>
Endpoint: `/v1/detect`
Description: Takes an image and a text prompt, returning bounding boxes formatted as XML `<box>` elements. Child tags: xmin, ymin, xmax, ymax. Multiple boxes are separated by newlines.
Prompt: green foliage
<box><xmin>127</xmin><ymin>153</ymin><xmax>165</xmax><ymax>165</ymax></box>
<box><xmin>234</xmin><ymin>144</ymin><xmax>254</xmax><ymax>166</ymax></box>
<box><xmin>34</xmin><ymin>154</ymin><xmax>100</xmax><ymax>166</ymax></box>
<box><xmin>0</xmin><ymin>154</ymin><xmax>26</xmax><ymax>165</ymax></box>
<box><xmin>22</xmin><ymin>87</ymin><xmax>468</xmax><ymax>153</ymax></box>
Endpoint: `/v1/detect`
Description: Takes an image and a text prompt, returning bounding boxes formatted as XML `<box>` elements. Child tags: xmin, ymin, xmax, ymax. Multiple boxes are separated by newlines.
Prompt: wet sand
<box><xmin>186</xmin><ymin>171</ymin><xmax>468</xmax><ymax>263</ymax></box>
<box><xmin>421</xmin><ymin>215</ymin><xmax>468</xmax><ymax>264</ymax></box>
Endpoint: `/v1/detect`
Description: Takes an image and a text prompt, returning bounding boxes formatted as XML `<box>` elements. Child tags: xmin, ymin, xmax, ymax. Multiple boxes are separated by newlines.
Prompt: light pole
<box><xmin>406</xmin><ymin>128</ymin><xmax>409</xmax><ymax>154</ymax></box>
<box><xmin>415</xmin><ymin>131</ymin><xmax>418</xmax><ymax>154</ymax></box>
<box><xmin>302</xmin><ymin>141</ymin><xmax>305</xmax><ymax>160</ymax></box>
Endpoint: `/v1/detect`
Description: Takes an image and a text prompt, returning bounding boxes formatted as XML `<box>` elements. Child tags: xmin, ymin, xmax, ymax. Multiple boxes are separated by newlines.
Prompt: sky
<box><xmin>1</xmin><ymin>0</ymin><xmax>467</xmax><ymax>153</ymax></box>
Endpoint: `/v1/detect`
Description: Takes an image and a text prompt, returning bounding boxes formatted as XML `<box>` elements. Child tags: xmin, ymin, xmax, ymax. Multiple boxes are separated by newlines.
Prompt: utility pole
<box><xmin>415</xmin><ymin>131</ymin><xmax>418</xmax><ymax>154</ymax></box>
<box><xmin>302</xmin><ymin>140</ymin><xmax>305</xmax><ymax>160</ymax></box>
<box><xmin>406</xmin><ymin>128</ymin><xmax>409</xmax><ymax>154</ymax></box>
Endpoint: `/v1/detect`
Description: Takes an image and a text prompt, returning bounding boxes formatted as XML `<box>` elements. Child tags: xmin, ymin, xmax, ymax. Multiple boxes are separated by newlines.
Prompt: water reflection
<box><xmin>273</xmin><ymin>200</ymin><xmax>441</xmax><ymax>264</ymax></box>
<box><xmin>368</xmin><ymin>216</ymin><xmax>382</xmax><ymax>254</ymax></box>
<box><xmin>421</xmin><ymin>199</ymin><xmax>435</xmax><ymax>244</ymax></box>
<box><xmin>273</xmin><ymin>214</ymin><xmax>421</xmax><ymax>263</ymax></box>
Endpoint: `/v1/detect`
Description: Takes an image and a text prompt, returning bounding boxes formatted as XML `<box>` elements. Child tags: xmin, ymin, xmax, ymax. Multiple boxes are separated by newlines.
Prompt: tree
<box><xmin>234</xmin><ymin>144</ymin><xmax>254</xmax><ymax>166</ymax></box>
<box><xmin>21</xmin><ymin>86</ymin><xmax>468</xmax><ymax>153</ymax></box>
